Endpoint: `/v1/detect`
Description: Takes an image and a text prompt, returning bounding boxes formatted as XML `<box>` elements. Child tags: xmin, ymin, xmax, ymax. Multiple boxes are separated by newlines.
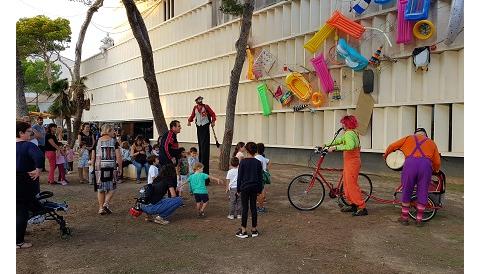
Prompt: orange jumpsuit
<box><xmin>328</xmin><ymin>130</ymin><xmax>365</xmax><ymax>209</ymax></box>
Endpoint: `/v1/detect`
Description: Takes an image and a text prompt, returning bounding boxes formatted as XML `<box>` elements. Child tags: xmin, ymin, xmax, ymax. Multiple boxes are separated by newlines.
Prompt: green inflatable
<box><xmin>257</xmin><ymin>83</ymin><xmax>272</xmax><ymax>116</ymax></box>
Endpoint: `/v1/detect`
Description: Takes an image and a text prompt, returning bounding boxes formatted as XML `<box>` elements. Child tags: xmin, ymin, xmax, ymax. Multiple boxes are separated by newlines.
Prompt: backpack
<box><xmin>262</xmin><ymin>170</ymin><xmax>271</xmax><ymax>185</ymax></box>
<box><xmin>138</xmin><ymin>183</ymin><xmax>154</xmax><ymax>204</ymax></box>
<box><xmin>412</xmin><ymin>46</ymin><xmax>431</xmax><ymax>71</ymax></box>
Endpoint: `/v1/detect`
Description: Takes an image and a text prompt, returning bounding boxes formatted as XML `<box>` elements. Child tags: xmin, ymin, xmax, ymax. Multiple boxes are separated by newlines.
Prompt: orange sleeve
<box><xmin>431</xmin><ymin>144</ymin><xmax>441</xmax><ymax>172</ymax></box>
<box><xmin>384</xmin><ymin>136</ymin><xmax>408</xmax><ymax>158</ymax></box>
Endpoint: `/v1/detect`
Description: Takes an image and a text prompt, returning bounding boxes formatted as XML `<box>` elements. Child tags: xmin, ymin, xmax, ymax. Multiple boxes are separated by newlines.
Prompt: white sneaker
<box><xmin>60</xmin><ymin>181</ymin><xmax>68</xmax><ymax>186</ymax></box>
<box><xmin>236</xmin><ymin>215</ymin><xmax>242</xmax><ymax>219</ymax></box>
<box><xmin>227</xmin><ymin>215</ymin><xmax>234</xmax><ymax>220</ymax></box>
<box><xmin>154</xmin><ymin>216</ymin><xmax>170</xmax><ymax>225</ymax></box>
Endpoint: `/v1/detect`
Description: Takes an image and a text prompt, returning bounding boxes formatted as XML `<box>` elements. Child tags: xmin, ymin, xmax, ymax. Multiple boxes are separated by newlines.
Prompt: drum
<box><xmin>385</xmin><ymin>150</ymin><xmax>405</xmax><ymax>171</ymax></box>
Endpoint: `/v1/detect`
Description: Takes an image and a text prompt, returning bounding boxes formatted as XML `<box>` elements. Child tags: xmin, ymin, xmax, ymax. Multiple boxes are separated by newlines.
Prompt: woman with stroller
<box><xmin>16</xmin><ymin>121</ymin><xmax>44</xmax><ymax>249</ymax></box>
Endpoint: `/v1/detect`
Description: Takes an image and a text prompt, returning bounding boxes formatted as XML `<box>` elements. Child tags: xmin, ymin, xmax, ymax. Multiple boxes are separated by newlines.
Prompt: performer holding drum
<box><xmin>384</xmin><ymin>128</ymin><xmax>441</xmax><ymax>227</ymax></box>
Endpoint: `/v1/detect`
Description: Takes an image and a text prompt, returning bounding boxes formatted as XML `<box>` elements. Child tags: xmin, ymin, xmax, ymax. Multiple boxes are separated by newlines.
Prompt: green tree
<box><xmin>16</xmin><ymin>15</ymin><xmax>71</xmax><ymax>87</ymax></box>
<box><xmin>48</xmin><ymin>79</ymin><xmax>76</xmax><ymax>143</ymax></box>
<box><xmin>218</xmin><ymin>0</ymin><xmax>254</xmax><ymax>171</ymax></box>
<box><xmin>23</xmin><ymin>60</ymin><xmax>61</xmax><ymax>106</ymax></box>
<box><xmin>16</xmin><ymin>48</ymin><xmax>28</xmax><ymax>118</ymax></box>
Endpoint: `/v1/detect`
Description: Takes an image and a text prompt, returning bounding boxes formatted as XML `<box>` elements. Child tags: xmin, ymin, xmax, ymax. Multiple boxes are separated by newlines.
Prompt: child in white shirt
<box><xmin>187</xmin><ymin>147</ymin><xmax>199</xmax><ymax>175</ymax></box>
<box><xmin>147</xmin><ymin>155</ymin><xmax>159</xmax><ymax>184</ymax></box>
<box><xmin>254</xmin><ymin>143</ymin><xmax>270</xmax><ymax>213</ymax></box>
<box><xmin>226</xmin><ymin>157</ymin><xmax>242</xmax><ymax>219</ymax></box>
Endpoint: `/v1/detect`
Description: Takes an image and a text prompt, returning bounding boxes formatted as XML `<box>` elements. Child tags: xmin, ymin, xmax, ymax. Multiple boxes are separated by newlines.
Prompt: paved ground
<box><xmin>17</xmin><ymin>158</ymin><xmax>464</xmax><ymax>273</ymax></box>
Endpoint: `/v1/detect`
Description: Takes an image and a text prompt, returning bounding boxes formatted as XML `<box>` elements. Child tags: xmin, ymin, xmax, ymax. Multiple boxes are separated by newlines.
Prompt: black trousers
<box><xmin>16</xmin><ymin>201</ymin><xmax>30</xmax><ymax>244</ymax></box>
<box><xmin>241</xmin><ymin>188</ymin><xmax>258</xmax><ymax>228</ymax></box>
<box><xmin>196</xmin><ymin>124</ymin><xmax>210</xmax><ymax>175</ymax></box>
<box><xmin>38</xmin><ymin>145</ymin><xmax>46</xmax><ymax>170</ymax></box>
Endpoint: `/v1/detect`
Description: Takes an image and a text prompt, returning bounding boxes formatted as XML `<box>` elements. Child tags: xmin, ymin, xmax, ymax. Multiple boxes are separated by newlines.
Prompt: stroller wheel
<box><xmin>61</xmin><ymin>227</ymin><xmax>72</xmax><ymax>239</ymax></box>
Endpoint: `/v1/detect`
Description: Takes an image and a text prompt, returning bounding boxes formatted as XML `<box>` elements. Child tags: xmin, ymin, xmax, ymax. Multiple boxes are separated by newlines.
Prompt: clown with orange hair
<box><xmin>325</xmin><ymin>115</ymin><xmax>368</xmax><ymax>216</ymax></box>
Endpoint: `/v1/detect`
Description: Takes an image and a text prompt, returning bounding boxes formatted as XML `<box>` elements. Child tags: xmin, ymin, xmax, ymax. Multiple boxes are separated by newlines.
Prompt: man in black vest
<box><xmin>157</xmin><ymin>120</ymin><xmax>182</xmax><ymax>166</ymax></box>
<box><xmin>187</xmin><ymin>96</ymin><xmax>216</xmax><ymax>178</ymax></box>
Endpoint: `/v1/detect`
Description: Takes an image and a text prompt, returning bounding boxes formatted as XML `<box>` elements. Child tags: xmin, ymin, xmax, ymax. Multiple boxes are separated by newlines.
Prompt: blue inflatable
<box><xmin>405</xmin><ymin>0</ymin><xmax>431</xmax><ymax>21</ymax></box>
<box><xmin>336</xmin><ymin>38</ymin><xmax>369</xmax><ymax>71</ymax></box>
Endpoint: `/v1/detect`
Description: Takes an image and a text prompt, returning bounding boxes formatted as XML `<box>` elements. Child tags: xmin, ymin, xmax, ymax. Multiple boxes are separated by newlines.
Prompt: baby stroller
<box><xmin>27</xmin><ymin>191</ymin><xmax>71</xmax><ymax>238</ymax></box>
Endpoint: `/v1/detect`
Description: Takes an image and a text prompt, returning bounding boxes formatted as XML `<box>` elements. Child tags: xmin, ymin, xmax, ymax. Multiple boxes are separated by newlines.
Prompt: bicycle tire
<box><xmin>288</xmin><ymin>174</ymin><xmax>325</xmax><ymax>211</ymax></box>
<box><xmin>408</xmin><ymin>196</ymin><xmax>437</xmax><ymax>222</ymax></box>
<box><xmin>340</xmin><ymin>173</ymin><xmax>373</xmax><ymax>206</ymax></box>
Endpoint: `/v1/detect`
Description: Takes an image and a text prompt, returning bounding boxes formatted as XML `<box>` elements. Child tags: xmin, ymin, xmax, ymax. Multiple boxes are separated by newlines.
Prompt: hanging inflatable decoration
<box><xmin>311</xmin><ymin>54</ymin><xmax>334</xmax><ymax>93</ymax></box>
<box><xmin>326</xmin><ymin>11</ymin><xmax>366</xmax><ymax>39</ymax></box>
<box><xmin>304</xmin><ymin>24</ymin><xmax>335</xmax><ymax>54</ymax></box>
<box><xmin>285</xmin><ymin>72</ymin><xmax>314</xmax><ymax>101</ymax></box>
<box><xmin>444</xmin><ymin>0</ymin><xmax>464</xmax><ymax>46</ymax></box>
<box><xmin>257</xmin><ymin>83</ymin><xmax>272</xmax><ymax>116</ymax></box>
<box><xmin>310</xmin><ymin>92</ymin><xmax>326</xmax><ymax>107</ymax></box>
<box><xmin>273</xmin><ymin>86</ymin><xmax>283</xmax><ymax>101</ymax></box>
<box><xmin>369</xmin><ymin>46</ymin><xmax>383</xmax><ymax>67</ymax></box>
<box><xmin>363</xmin><ymin>69</ymin><xmax>374</xmax><ymax>94</ymax></box>
<box><xmin>396</xmin><ymin>0</ymin><xmax>414</xmax><ymax>44</ymax></box>
<box><xmin>336</xmin><ymin>38</ymin><xmax>369</xmax><ymax>71</ymax></box>
<box><xmin>280</xmin><ymin>90</ymin><xmax>294</xmax><ymax>106</ymax></box>
<box><xmin>352</xmin><ymin>0</ymin><xmax>372</xmax><ymax>14</ymax></box>
<box><xmin>374</xmin><ymin>0</ymin><xmax>393</xmax><ymax>3</ymax></box>
<box><xmin>246</xmin><ymin>47</ymin><xmax>256</xmax><ymax>80</ymax></box>
<box><xmin>413</xmin><ymin>20</ymin><xmax>435</xmax><ymax>40</ymax></box>
<box><xmin>253</xmin><ymin>49</ymin><xmax>276</xmax><ymax>78</ymax></box>
<box><xmin>405</xmin><ymin>0</ymin><xmax>431</xmax><ymax>21</ymax></box>
<box><xmin>293</xmin><ymin>104</ymin><xmax>311</xmax><ymax>112</ymax></box>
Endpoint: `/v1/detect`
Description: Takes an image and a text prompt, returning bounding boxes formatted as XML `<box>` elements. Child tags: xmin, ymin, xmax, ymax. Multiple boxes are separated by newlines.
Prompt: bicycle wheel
<box><xmin>340</xmin><ymin>173</ymin><xmax>373</xmax><ymax>206</ymax></box>
<box><xmin>408</xmin><ymin>196</ymin><xmax>437</xmax><ymax>222</ymax></box>
<box><xmin>288</xmin><ymin>174</ymin><xmax>325</xmax><ymax>211</ymax></box>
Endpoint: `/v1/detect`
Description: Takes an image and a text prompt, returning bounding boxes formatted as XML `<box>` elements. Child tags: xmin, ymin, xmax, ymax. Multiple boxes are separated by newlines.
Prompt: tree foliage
<box><xmin>219</xmin><ymin>0</ymin><xmax>245</xmax><ymax>16</ymax></box>
<box><xmin>23</xmin><ymin>60</ymin><xmax>61</xmax><ymax>95</ymax></box>
<box><xmin>16</xmin><ymin>15</ymin><xmax>71</xmax><ymax>59</ymax></box>
<box><xmin>48</xmin><ymin>79</ymin><xmax>76</xmax><ymax>119</ymax></box>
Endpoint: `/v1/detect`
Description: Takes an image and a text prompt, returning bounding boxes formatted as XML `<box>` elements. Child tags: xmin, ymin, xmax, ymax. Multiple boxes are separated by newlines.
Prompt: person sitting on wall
<box><xmin>187</xmin><ymin>96</ymin><xmax>216</xmax><ymax>179</ymax></box>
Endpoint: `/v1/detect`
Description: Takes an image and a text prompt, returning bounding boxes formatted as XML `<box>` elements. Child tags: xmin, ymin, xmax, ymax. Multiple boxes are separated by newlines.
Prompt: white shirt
<box><xmin>226</xmin><ymin>168</ymin><xmax>238</xmax><ymax>189</ymax></box>
<box><xmin>147</xmin><ymin>165</ymin><xmax>159</xmax><ymax>184</ymax></box>
<box><xmin>255</xmin><ymin>155</ymin><xmax>270</xmax><ymax>171</ymax></box>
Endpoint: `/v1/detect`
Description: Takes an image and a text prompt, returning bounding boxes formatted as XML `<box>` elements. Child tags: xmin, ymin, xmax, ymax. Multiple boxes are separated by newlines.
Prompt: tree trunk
<box><xmin>16</xmin><ymin>48</ymin><xmax>28</xmax><ymax>118</ymax></box>
<box><xmin>218</xmin><ymin>0</ymin><xmax>254</xmax><ymax>171</ymax></box>
<box><xmin>71</xmin><ymin>0</ymin><xmax>104</xmax><ymax>147</ymax></box>
<box><xmin>122</xmin><ymin>0</ymin><xmax>168</xmax><ymax>135</ymax></box>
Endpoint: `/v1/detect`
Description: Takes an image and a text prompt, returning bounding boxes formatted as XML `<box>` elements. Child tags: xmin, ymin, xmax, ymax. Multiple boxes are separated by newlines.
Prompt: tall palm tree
<box><xmin>48</xmin><ymin>79</ymin><xmax>76</xmax><ymax>143</ymax></box>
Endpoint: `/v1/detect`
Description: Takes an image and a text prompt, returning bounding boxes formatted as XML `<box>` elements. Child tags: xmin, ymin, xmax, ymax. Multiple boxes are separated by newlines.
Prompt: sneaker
<box><xmin>154</xmin><ymin>216</ymin><xmax>170</xmax><ymax>225</ymax></box>
<box><xmin>236</xmin><ymin>215</ymin><xmax>242</xmax><ymax>219</ymax></box>
<box><xmin>136</xmin><ymin>180</ymin><xmax>142</xmax><ymax>184</ymax></box>
<box><xmin>397</xmin><ymin>217</ymin><xmax>409</xmax><ymax>226</ymax></box>
<box><xmin>341</xmin><ymin>205</ymin><xmax>357</xmax><ymax>213</ymax></box>
<box><xmin>251</xmin><ymin>229</ymin><xmax>259</xmax><ymax>237</ymax></box>
<box><xmin>257</xmin><ymin>207</ymin><xmax>266</xmax><ymax>213</ymax></box>
<box><xmin>103</xmin><ymin>204</ymin><xmax>112</xmax><ymax>214</ymax></box>
<box><xmin>200</xmin><ymin>211</ymin><xmax>206</xmax><ymax>218</ymax></box>
<box><xmin>227</xmin><ymin>215</ymin><xmax>235</xmax><ymax>220</ymax></box>
<box><xmin>352</xmin><ymin>208</ymin><xmax>368</xmax><ymax>216</ymax></box>
<box><xmin>235</xmin><ymin>229</ymin><xmax>248</xmax><ymax>239</ymax></box>
<box><xmin>60</xmin><ymin>181</ymin><xmax>68</xmax><ymax>186</ymax></box>
<box><xmin>98</xmin><ymin>208</ymin><xmax>107</xmax><ymax>215</ymax></box>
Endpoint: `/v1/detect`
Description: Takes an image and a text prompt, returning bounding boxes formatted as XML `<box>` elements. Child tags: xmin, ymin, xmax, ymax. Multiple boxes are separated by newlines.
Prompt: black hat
<box><xmin>195</xmin><ymin>96</ymin><xmax>203</xmax><ymax>102</ymax></box>
<box><xmin>414</xmin><ymin>127</ymin><xmax>428</xmax><ymax>137</ymax></box>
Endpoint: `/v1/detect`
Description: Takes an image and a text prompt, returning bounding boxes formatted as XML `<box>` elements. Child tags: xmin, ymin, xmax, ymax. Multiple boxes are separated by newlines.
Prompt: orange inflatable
<box><xmin>327</xmin><ymin>11</ymin><xmax>365</xmax><ymax>39</ymax></box>
<box><xmin>311</xmin><ymin>92</ymin><xmax>326</xmax><ymax>107</ymax></box>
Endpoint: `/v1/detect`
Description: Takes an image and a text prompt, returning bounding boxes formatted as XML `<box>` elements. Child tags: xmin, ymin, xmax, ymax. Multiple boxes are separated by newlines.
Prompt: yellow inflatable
<box><xmin>304</xmin><ymin>24</ymin><xmax>335</xmax><ymax>54</ymax></box>
<box><xmin>285</xmin><ymin>72</ymin><xmax>313</xmax><ymax>101</ymax></box>
<box><xmin>246</xmin><ymin>47</ymin><xmax>255</xmax><ymax>80</ymax></box>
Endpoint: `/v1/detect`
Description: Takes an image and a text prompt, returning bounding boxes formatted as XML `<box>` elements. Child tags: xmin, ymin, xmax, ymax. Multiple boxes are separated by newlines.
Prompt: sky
<box><xmin>16</xmin><ymin>0</ymin><xmax>131</xmax><ymax>60</ymax></box>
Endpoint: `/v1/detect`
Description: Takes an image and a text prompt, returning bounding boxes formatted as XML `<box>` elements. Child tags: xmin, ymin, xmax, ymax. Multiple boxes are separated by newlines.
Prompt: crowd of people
<box><xmin>17</xmin><ymin>106</ymin><xmax>441</xmax><ymax>248</ymax></box>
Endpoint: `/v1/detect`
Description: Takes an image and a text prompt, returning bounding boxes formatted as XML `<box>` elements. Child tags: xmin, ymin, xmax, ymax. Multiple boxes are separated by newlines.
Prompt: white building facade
<box><xmin>80</xmin><ymin>0</ymin><xmax>464</xmax><ymax>167</ymax></box>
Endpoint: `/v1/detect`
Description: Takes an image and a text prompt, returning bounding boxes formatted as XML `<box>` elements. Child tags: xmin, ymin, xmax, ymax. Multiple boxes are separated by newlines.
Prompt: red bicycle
<box><xmin>287</xmin><ymin>146</ymin><xmax>373</xmax><ymax>211</ymax></box>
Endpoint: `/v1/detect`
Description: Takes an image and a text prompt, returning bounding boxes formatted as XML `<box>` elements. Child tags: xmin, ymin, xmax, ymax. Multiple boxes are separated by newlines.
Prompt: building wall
<box><xmin>81</xmin><ymin>0</ymin><xmax>464</xmax><ymax>157</ymax></box>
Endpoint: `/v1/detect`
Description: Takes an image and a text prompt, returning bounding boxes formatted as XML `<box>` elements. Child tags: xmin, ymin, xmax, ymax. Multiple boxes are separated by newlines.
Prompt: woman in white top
<box><xmin>254</xmin><ymin>143</ymin><xmax>270</xmax><ymax>213</ymax></box>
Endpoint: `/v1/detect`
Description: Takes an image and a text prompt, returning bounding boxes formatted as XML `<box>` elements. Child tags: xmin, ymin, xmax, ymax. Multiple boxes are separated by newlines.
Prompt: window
<box><xmin>164</xmin><ymin>0</ymin><xmax>175</xmax><ymax>21</ymax></box>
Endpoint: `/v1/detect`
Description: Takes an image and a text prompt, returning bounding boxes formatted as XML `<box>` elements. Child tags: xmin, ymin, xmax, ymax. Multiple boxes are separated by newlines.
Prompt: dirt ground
<box><xmin>17</xmin><ymin>159</ymin><xmax>464</xmax><ymax>273</ymax></box>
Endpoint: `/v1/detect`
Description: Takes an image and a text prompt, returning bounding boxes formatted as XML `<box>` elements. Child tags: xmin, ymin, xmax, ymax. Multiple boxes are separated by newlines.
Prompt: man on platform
<box><xmin>187</xmin><ymin>96</ymin><xmax>216</xmax><ymax>178</ymax></box>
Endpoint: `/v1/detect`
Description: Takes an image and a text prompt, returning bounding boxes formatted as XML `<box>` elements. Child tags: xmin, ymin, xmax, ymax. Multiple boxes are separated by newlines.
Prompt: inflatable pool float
<box><xmin>280</xmin><ymin>90</ymin><xmax>294</xmax><ymax>106</ymax></box>
<box><xmin>253</xmin><ymin>49</ymin><xmax>276</xmax><ymax>78</ymax></box>
<box><xmin>311</xmin><ymin>92</ymin><xmax>326</xmax><ymax>107</ymax></box>
<box><xmin>374</xmin><ymin>0</ymin><xmax>393</xmax><ymax>3</ymax></box>
<box><xmin>257</xmin><ymin>83</ymin><xmax>272</xmax><ymax>116</ymax></box>
<box><xmin>326</xmin><ymin>11</ymin><xmax>365</xmax><ymax>39</ymax></box>
<box><xmin>444</xmin><ymin>0</ymin><xmax>463</xmax><ymax>45</ymax></box>
<box><xmin>336</xmin><ymin>38</ymin><xmax>369</xmax><ymax>71</ymax></box>
<box><xmin>246</xmin><ymin>47</ymin><xmax>255</xmax><ymax>80</ymax></box>
<box><xmin>413</xmin><ymin>20</ymin><xmax>435</xmax><ymax>40</ymax></box>
<box><xmin>405</xmin><ymin>0</ymin><xmax>431</xmax><ymax>21</ymax></box>
<box><xmin>311</xmin><ymin>54</ymin><xmax>334</xmax><ymax>93</ymax></box>
<box><xmin>396</xmin><ymin>0</ymin><xmax>414</xmax><ymax>44</ymax></box>
<box><xmin>352</xmin><ymin>0</ymin><xmax>371</xmax><ymax>14</ymax></box>
<box><xmin>304</xmin><ymin>24</ymin><xmax>335</xmax><ymax>54</ymax></box>
<box><xmin>285</xmin><ymin>72</ymin><xmax>313</xmax><ymax>101</ymax></box>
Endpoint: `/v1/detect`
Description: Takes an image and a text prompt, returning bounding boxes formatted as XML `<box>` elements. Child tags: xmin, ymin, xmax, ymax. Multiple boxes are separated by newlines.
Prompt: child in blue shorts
<box><xmin>188</xmin><ymin>162</ymin><xmax>221</xmax><ymax>217</ymax></box>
